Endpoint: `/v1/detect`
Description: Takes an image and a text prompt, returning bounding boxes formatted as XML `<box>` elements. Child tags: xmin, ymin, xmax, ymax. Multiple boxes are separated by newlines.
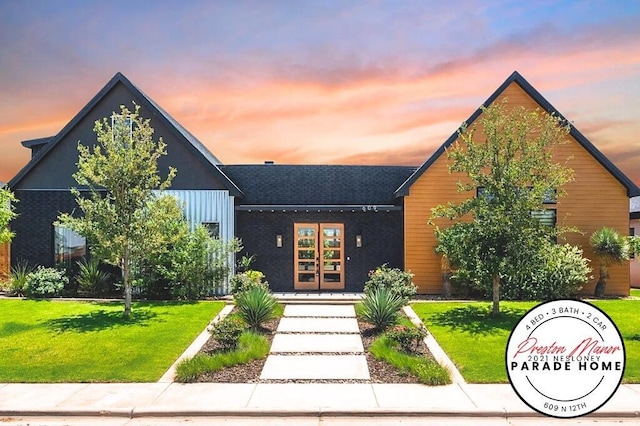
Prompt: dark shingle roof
<box><xmin>395</xmin><ymin>71</ymin><xmax>640</xmax><ymax>198</ymax></box>
<box><xmin>222</xmin><ymin>165</ymin><xmax>415</xmax><ymax>206</ymax></box>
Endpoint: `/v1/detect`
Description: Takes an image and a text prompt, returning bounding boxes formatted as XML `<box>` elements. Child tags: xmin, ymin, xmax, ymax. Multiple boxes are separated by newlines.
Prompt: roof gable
<box><xmin>8</xmin><ymin>73</ymin><xmax>242</xmax><ymax>196</ymax></box>
<box><xmin>395</xmin><ymin>71</ymin><xmax>640</xmax><ymax>198</ymax></box>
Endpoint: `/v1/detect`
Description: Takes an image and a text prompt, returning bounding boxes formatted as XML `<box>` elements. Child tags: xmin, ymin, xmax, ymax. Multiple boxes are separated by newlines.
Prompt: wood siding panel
<box><xmin>0</xmin><ymin>243</ymin><xmax>9</xmax><ymax>282</ymax></box>
<box><xmin>405</xmin><ymin>81</ymin><xmax>631</xmax><ymax>296</ymax></box>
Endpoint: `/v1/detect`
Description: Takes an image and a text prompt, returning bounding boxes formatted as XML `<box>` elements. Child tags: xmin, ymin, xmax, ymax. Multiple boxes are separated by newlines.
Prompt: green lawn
<box><xmin>0</xmin><ymin>299</ymin><xmax>224</xmax><ymax>382</ymax></box>
<box><xmin>412</xmin><ymin>299</ymin><xmax>640</xmax><ymax>384</ymax></box>
<box><xmin>631</xmin><ymin>288</ymin><xmax>640</xmax><ymax>298</ymax></box>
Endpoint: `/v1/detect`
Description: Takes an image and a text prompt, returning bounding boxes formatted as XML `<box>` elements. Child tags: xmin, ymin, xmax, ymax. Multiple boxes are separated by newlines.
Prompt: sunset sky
<box><xmin>1</xmin><ymin>0</ymin><xmax>639</xmax><ymax>185</ymax></box>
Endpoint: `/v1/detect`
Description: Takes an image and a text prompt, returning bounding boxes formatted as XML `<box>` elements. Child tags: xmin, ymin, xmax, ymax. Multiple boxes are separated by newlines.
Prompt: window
<box><xmin>531</xmin><ymin>209</ymin><xmax>556</xmax><ymax>227</ymax></box>
<box><xmin>111</xmin><ymin>113</ymin><xmax>133</xmax><ymax>145</ymax></box>
<box><xmin>54</xmin><ymin>225</ymin><xmax>86</xmax><ymax>266</ymax></box>
<box><xmin>202</xmin><ymin>222</ymin><xmax>220</xmax><ymax>239</ymax></box>
<box><xmin>476</xmin><ymin>187</ymin><xmax>494</xmax><ymax>202</ymax></box>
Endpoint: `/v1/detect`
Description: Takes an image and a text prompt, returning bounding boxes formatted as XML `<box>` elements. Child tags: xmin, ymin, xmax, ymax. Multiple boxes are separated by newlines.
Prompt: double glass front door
<box><xmin>294</xmin><ymin>223</ymin><xmax>345</xmax><ymax>290</ymax></box>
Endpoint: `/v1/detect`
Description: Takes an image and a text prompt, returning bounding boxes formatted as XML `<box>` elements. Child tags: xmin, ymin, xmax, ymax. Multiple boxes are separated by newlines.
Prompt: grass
<box><xmin>175</xmin><ymin>330</ymin><xmax>270</xmax><ymax>382</ymax></box>
<box><xmin>0</xmin><ymin>299</ymin><xmax>224</xmax><ymax>382</ymax></box>
<box><xmin>631</xmin><ymin>288</ymin><xmax>640</xmax><ymax>298</ymax></box>
<box><xmin>370</xmin><ymin>334</ymin><xmax>451</xmax><ymax>385</ymax></box>
<box><xmin>411</xmin><ymin>299</ymin><xmax>640</xmax><ymax>383</ymax></box>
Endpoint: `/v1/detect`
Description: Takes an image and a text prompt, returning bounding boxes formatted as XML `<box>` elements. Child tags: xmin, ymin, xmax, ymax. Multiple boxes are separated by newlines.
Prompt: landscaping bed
<box><xmin>186</xmin><ymin>310</ymin><xmax>445</xmax><ymax>384</ymax></box>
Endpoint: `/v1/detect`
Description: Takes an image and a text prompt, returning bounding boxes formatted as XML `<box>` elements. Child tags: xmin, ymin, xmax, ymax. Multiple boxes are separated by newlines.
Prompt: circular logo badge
<box><xmin>505</xmin><ymin>299</ymin><xmax>625</xmax><ymax>418</ymax></box>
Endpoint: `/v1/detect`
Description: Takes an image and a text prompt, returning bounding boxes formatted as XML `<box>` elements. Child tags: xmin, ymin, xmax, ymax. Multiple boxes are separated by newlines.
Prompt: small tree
<box><xmin>58</xmin><ymin>104</ymin><xmax>178</xmax><ymax>318</ymax></box>
<box><xmin>590</xmin><ymin>227</ymin><xmax>630</xmax><ymax>297</ymax></box>
<box><xmin>432</xmin><ymin>100</ymin><xmax>574</xmax><ymax>316</ymax></box>
<box><xmin>0</xmin><ymin>186</ymin><xmax>17</xmax><ymax>244</ymax></box>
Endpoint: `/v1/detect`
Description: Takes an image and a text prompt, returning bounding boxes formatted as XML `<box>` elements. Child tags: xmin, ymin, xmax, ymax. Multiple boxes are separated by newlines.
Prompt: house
<box><xmin>632</xmin><ymin>196</ymin><xmax>640</xmax><ymax>288</ymax></box>
<box><xmin>7</xmin><ymin>73</ymin><xmax>241</xmax><ymax>292</ymax></box>
<box><xmin>7</xmin><ymin>71</ymin><xmax>640</xmax><ymax>295</ymax></box>
<box><xmin>221</xmin><ymin>165</ymin><xmax>413</xmax><ymax>292</ymax></box>
<box><xmin>396</xmin><ymin>71</ymin><xmax>640</xmax><ymax>296</ymax></box>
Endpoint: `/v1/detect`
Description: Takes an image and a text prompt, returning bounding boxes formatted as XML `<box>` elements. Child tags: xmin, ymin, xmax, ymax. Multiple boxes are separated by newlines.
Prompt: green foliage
<box><xmin>359</xmin><ymin>287</ymin><xmax>403</xmax><ymax>331</ymax></box>
<box><xmin>590</xmin><ymin>227</ymin><xmax>630</xmax><ymax>297</ymax></box>
<box><xmin>8</xmin><ymin>261</ymin><xmax>33</xmax><ymax>296</ymax></box>
<box><xmin>24</xmin><ymin>266</ymin><xmax>68</xmax><ymax>298</ymax></box>
<box><xmin>363</xmin><ymin>264</ymin><xmax>417</xmax><ymax>304</ymax></box>
<box><xmin>210</xmin><ymin>316</ymin><xmax>246</xmax><ymax>351</ymax></box>
<box><xmin>75</xmin><ymin>258</ymin><xmax>111</xmax><ymax>294</ymax></box>
<box><xmin>369</xmin><ymin>335</ymin><xmax>450</xmax><ymax>385</ymax></box>
<box><xmin>230</xmin><ymin>270</ymin><xmax>268</xmax><ymax>295</ymax></box>
<box><xmin>167</xmin><ymin>226</ymin><xmax>241</xmax><ymax>299</ymax></box>
<box><xmin>386</xmin><ymin>324</ymin><xmax>428</xmax><ymax>353</ymax></box>
<box><xmin>0</xmin><ymin>186</ymin><xmax>17</xmax><ymax>244</ymax></box>
<box><xmin>176</xmin><ymin>331</ymin><xmax>270</xmax><ymax>382</ymax></box>
<box><xmin>590</xmin><ymin>227</ymin><xmax>630</xmax><ymax>266</ymax></box>
<box><xmin>432</xmin><ymin>99</ymin><xmax>574</xmax><ymax>315</ymax></box>
<box><xmin>57</xmin><ymin>105</ymin><xmax>180</xmax><ymax>317</ymax></box>
<box><xmin>235</xmin><ymin>286</ymin><xmax>278</xmax><ymax>330</ymax></box>
<box><xmin>629</xmin><ymin>235</ymin><xmax>640</xmax><ymax>257</ymax></box>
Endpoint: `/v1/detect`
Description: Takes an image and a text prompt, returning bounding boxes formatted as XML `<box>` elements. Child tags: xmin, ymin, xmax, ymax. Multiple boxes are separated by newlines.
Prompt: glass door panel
<box><xmin>320</xmin><ymin>224</ymin><xmax>344</xmax><ymax>289</ymax></box>
<box><xmin>294</xmin><ymin>224</ymin><xmax>319</xmax><ymax>290</ymax></box>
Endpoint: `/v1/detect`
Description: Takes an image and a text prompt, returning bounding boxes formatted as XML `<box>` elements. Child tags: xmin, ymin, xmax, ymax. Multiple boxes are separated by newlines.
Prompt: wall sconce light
<box><xmin>276</xmin><ymin>234</ymin><xmax>283</xmax><ymax>248</ymax></box>
<box><xmin>355</xmin><ymin>235</ymin><xmax>362</xmax><ymax>248</ymax></box>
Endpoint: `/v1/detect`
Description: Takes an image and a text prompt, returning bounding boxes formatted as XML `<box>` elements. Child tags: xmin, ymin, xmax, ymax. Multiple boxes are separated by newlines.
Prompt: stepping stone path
<box><xmin>259</xmin><ymin>304</ymin><xmax>370</xmax><ymax>381</ymax></box>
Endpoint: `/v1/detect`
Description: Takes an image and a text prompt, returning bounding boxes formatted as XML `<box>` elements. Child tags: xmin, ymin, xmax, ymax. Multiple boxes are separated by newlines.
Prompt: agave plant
<box><xmin>589</xmin><ymin>227</ymin><xmax>630</xmax><ymax>297</ymax></box>
<box><xmin>9</xmin><ymin>261</ymin><xmax>33</xmax><ymax>296</ymax></box>
<box><xmin>235</xmin><ymin>285</ymin><xmax>278</xmax><ymax>330</ymax></box>
<box><xmin>76</xmin><ymin>258</ymin><xmax>111</xmax><ymax>294</ymax></box>
<box><xmin>359</xmin><ymin>287</ymin><xmax>403</xmax><ymax>332</ymax></box>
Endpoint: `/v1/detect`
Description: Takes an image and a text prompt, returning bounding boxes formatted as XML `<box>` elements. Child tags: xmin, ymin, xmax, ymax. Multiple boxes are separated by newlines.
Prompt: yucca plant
<box><xmin>9</xmin><ymin>261</ymin><xmax>33</xmax><ymax>296</ymax></box>
<box><xmin>590</xmin><ymin>227</ymin><xmax>630</xmax><ymax>297</ymax></box>
<box><xmin>359</xmin><ymin>287</ymin><xmax>403</xmax><ymax>331</ymax></box>
<box><xmin>76</xmin><ymin>258</ymin><xmax>111</xmax><ymax>294</ymax></box>
<box><xmin>235</xmin><ymin>285</ymin><xmax>278</xmax><ymax>330</ymax></box>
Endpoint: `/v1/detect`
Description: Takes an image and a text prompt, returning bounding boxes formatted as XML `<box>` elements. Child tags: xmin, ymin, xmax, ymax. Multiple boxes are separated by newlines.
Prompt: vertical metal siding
<box><xmin>159</xmin><ymin>190</ymin><xmax>235</xmax><ymax>294</ymax></box>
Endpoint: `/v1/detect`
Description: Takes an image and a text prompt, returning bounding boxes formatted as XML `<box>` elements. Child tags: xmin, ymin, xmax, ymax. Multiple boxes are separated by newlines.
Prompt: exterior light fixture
<box><xmin>356</xmin><ymin>235</ymin><xmax>362</xmax><ymax>248</ymax></box>
<box><xmin>276</xmin><ymin>234</ymin><xmax>283</xmax><ymax>248</ymax></box>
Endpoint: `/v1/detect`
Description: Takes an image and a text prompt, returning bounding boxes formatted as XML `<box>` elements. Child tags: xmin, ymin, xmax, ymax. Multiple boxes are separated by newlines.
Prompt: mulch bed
<box><xmin>192</xmin><ymin>312</ymin><xmax>432</xmax><ymax>384</ymax></box>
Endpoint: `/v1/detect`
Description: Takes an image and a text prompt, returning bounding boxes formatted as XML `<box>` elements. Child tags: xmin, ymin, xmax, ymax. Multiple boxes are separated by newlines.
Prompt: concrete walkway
<box><xmin>0</xmin><ymin>383</ymin><xmax>638</xmax><ymax>418</ymax></box>
<box><xmin>261</xmin><ymin>304</ymin><xmax>369</xmax><ymax>381</ymax></box>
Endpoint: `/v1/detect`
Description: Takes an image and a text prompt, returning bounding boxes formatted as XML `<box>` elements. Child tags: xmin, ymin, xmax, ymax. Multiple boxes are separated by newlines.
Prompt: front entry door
<box><xmin>294</xmin><ymin>223</ymin><xmax>345</xmax><ymax>290</ymax></box>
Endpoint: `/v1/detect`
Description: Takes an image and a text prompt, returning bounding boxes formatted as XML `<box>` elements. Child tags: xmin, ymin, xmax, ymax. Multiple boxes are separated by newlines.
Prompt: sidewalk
<box><xmin>0</xmin><ymin>382</ymin><xmax>638</xmax><ymax>418</ymax></box>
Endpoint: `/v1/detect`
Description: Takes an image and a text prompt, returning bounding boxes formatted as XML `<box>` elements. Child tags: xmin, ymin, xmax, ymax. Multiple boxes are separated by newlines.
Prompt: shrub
<box><xmin>76</xmin><ymin>258</ymin><xmax>111</xmax><ymax>294</ymax></box>
<box><xmin>387</xmin><ymin>324</ymin><xmax>428</xmax><ymax>353</ymax></box>
<box><xmin>235</xmin><ymin>286</ymin><xmax>278</xmax><ymax>330</ymax></box>
<box><xmin>230</xmin><ymin>270</ymin><xmax>268</xmax><ymax>295</ymax></box>
<box><xmin>364</xmin><ymin>264</ymin><xmax>417</xmax><ymax>304</ymax></box>
<box><xmin>210</xmin><ymin>316</ymin><xmax>245</xmax><ymax>351</ymax></box>
<box><xmin>359</xmin><ymin>287</ymin><xmax>403</xmax><ymax>331</ymax></box>
<box><xmin>8</xmin><ymin>261</ymin><xmax>33</xmax><ymax>296</ymax></box>
<box><xmin>24</xmin><ymin>266</ymin><xmax>68</xmax><ymax>298</ymax></box>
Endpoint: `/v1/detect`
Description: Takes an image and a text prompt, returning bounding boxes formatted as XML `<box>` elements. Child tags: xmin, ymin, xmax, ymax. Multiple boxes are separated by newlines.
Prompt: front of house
<box><xmin>7</xmin><ymin>71</ymin><xmax>640</xmax><ymax>295</ymax></box>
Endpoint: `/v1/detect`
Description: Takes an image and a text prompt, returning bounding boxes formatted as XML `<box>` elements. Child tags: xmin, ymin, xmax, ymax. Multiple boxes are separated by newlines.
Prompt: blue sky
<box><xmin>1</xmin><ymin>0</ymin><xmax>639</xmax><ymax>184</ymax></box>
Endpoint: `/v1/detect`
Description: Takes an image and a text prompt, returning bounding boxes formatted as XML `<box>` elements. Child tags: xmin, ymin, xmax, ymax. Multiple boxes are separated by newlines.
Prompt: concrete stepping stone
<box><xmin>277</xmin><ymin>317</ymin><xmax>359</xmax><ymax>333</ymax></box>
<box><xmin>284</xmin><ymin>304</ymin><xmax>356</xmax><ymax>318</ymax></box>
<box><xmin>270</xmin><ymin>333</ymin><xmax>364</xmax><ymax>353</ymax></box>
<box><xmin>260</xmin><ymin>355</ymin><xmax>370</xmax><ymax>380</ymax></box>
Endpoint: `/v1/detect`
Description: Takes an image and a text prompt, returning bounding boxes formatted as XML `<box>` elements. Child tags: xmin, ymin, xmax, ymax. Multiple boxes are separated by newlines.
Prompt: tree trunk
<box><xmin>123</xmin><ymin>247</ymin><xmax>132</xmax><ymax>319</ymax></box>
<box><xmin>594</xmin><ymin>265</ymin><xmax>608</xmax><ymax>298</ymax></box>
<box><xmin>492</xmin><ymin>273</ymin><xmax>500</xmax><ymax>317</ymax></box>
